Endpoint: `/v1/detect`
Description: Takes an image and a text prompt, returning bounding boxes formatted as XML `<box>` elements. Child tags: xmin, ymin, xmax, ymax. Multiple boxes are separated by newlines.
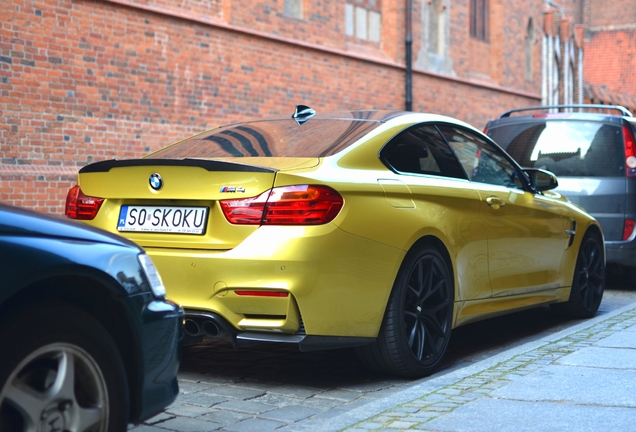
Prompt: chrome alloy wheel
<box><xmin>0</xmin><ymin>343</ymin><xmax>108</xmax><ymax>432</ymax></box>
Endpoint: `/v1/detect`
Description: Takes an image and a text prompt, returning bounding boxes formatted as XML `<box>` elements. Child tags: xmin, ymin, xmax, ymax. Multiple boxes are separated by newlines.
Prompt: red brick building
<box><xmin>2</xmin><ymin>0</ymin><xmax>555</xmax><ymax>214</ymax></box>
<box><xmin>563</xmin><ymin>0</ymin><xmax>636</xmax><ymax>111</ymax></box>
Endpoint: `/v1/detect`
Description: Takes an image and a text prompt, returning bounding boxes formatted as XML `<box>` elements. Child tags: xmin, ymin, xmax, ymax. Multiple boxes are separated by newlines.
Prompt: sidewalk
<box><xmin>288</xmin><ymin>300</ymin><xmax>636</xmax><ymax>432</ymax></box>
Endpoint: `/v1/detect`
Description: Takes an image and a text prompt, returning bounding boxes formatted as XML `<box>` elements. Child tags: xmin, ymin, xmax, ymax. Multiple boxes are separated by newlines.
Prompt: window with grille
<box><xmin>470</xmin><ymin>0</ymin><xmax>488</xmax><ymax>41</ymax></box>
<box><xmin>345</xmin><ymin>0</ymin><xmax>382</xmax><ymax>42</ymax></box>
<box><xmin>525</xmin><ymin>18</ymin><xmax>535</xmax><ymax>79</ymax></box>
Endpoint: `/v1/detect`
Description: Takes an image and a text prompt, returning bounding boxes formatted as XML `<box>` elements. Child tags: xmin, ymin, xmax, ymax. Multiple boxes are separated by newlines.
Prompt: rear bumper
<box><xmin>606</xmin><ymin>240</ymin><xmax>636</xmax><ymax>267</ymax></box>
<box><xmin>182</xmin><ymin>309</ymin><xmax>373</xmax><ymax>351</ymax></box>
<box><xmin>147</xmin><ymin>224</ymin><xmax>404</xmax><ymax>339</ymax></box>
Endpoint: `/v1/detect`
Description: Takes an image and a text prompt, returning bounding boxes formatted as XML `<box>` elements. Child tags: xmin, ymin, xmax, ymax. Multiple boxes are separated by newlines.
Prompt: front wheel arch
<box><xmin>0</xmin><ymin>302</ymin><xmax>130</xmax><ymax>431</ymax></box>
<box><xmin>0</xmin><ymin>277</ymin><xmax>142</xmax><ymax>422</ymax></box>
<box><xmin>552</xmin><ymin>227</ymin><xmax>605</xmax><ymax>318</ymax></box>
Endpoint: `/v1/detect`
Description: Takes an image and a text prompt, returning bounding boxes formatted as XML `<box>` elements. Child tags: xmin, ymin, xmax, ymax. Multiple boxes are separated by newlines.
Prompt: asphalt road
<box><xmin>136</xmin><ymin>274</ymin><xmax>636</xmax><ymax>431</ymax></box>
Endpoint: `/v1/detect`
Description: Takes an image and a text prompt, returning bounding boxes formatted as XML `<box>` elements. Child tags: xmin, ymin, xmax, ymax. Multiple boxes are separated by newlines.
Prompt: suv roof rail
<box><xmin>498</xmin><ymin>104</ymin><xmax>633</xmax><ymax>119</ymax></box>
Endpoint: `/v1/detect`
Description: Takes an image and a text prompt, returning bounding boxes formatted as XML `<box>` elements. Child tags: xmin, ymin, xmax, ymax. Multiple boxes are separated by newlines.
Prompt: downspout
<box><xmin>405</xmin><ymin>0</ymin><xmax>413</xmax><ymax>111</ymax></box>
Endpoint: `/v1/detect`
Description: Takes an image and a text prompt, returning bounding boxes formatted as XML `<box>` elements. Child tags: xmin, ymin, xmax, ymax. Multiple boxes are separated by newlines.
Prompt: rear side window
<box><xmin>381</xmin><ymin>125</ymin><xmax>467</xmax><ymax>179</ymax></box>
<box><xmin>489</xmin><ymin>120</ymin><xmax>625</xmax><ymax>177</ymax></box>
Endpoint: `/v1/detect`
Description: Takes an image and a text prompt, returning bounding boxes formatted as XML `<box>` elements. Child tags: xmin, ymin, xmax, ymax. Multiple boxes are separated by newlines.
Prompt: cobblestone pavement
<box><xmin>130</xmin><ymin>288</ymin><xmax>636</xmax><ymax>432</ymax></box>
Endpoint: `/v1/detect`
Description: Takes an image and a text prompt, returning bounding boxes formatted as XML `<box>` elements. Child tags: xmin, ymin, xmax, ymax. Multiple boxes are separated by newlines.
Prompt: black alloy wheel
<box><xmin>357</xmin><ymin>244</ymin><xmax>454</xmax><ymax>378</ymax></box>
<box><xmin>552</xmin><ymin>232</ymin><xmax>605</xmax><ymax>318</ymax></box>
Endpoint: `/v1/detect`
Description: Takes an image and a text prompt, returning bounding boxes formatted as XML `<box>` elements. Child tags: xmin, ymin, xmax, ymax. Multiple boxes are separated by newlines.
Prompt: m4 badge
<box><xmin>220</xmin><ymin>186</ymin><xmax>246</xmax><ymax>193</ymax></box>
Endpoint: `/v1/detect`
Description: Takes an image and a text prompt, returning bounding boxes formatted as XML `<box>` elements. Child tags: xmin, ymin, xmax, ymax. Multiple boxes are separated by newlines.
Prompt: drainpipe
<box><xmin>405</xmin><ymin>0</ymin><xmax>413</xmax><ymax>111</ymax></box>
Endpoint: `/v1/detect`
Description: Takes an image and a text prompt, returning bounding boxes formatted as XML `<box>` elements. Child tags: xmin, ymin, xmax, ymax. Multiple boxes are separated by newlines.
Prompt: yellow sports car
<box><xmin>65</xmin><ymin>106</ymin><xmax>605</xmax><ymax>377</ymax></box>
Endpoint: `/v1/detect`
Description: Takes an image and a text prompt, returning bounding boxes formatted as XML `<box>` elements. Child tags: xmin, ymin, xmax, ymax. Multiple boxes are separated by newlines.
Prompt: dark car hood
<box><xmin>0</xmin><ymin>203</ymin><xmax>141</xmax><ymax>249</ymax></box>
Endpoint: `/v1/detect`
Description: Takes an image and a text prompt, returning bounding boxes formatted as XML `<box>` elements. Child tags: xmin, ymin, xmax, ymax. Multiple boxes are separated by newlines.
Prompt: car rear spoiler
<box><xmin>78</xmin><ymin>158</ymin><xmax>277</xmax><ymax>173</ymax></box>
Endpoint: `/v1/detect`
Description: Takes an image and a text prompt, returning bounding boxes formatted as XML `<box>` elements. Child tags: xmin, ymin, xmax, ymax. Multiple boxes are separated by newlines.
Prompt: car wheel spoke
<box><xmin>422</xmin><ymin>312</ymin><xmax>446</xmax><ymax>338</ymax></box>
<box><xmin>404</xmin><ymin>253</ymin><xmax>451</xmax><ymax>363</ymax></box>
<box><xmin>75</xmin><ymin>406</ymin><xmax>105</xmax><ymax>431</ymax></box>
<box><xmin>4</xmin><ymin>380</ymin><xmax>48</xmax><ymax>427</ymax></box>
<box><xmin>49</xmin><ymin>350</ymin><xmax>77</xmax><ymax>401</ymax></box>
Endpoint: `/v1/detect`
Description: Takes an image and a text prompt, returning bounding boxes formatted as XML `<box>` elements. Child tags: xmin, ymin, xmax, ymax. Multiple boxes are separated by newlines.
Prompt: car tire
<box><xmin>551</xmin><ymin>232</ymin><xmax>605</xmax><ymax>318</ymax></box>
<box><xmin>0</xmin><ymin>302</ymin><xmax>129</xmax><ymax>432</ymax></box>
<box><xmin>356</xmin><ymin>244</ymin><xmax>454</xmax><ymax>378</ymax></box>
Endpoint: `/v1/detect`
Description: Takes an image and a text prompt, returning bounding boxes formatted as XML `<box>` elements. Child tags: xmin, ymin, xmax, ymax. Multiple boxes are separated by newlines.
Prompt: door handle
<box><xmin>486</xmin><ymin>196</ymin><xmax>506</xmax><ymax>210</ymax></box>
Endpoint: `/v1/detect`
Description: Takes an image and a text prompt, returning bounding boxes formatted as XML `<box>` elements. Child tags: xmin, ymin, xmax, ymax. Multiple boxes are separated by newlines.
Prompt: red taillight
<box><xmin>65</xmin><ymin>185</ymin><xmax>104</xmax><ymax>220</ymax></box>
<box><xmin>234</xmin><ymin>290</ymin><xmax>289</xmax><ymax>297</ymax></box>
<box><xmin>623</xmin><ymin>219</ymin><xmax>635</xmax><ymax>241</ymax></box>
<box><xmin>623</xmin><ymin>125</ymin><xmax>636</xmax><ymax>177</ymax></box>
<box><xmin>220</xmin><ymin>185</ymin><xmax>344</xmax><ymax>225</ymax></box>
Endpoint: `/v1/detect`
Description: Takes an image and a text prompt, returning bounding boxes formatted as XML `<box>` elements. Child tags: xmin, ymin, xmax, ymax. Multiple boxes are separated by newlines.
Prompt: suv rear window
<box><xmin>489</xmin><ymin>120</ymin><xmax>625</xmax><ymax>177</ymax></box>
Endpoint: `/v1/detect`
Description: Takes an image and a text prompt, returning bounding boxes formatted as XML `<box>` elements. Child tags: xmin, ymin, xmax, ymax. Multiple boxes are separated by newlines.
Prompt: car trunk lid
<box><xmin>76</xmin><ymin>157</ymin><xmax>319</xmax><ymax>250</ymax></box>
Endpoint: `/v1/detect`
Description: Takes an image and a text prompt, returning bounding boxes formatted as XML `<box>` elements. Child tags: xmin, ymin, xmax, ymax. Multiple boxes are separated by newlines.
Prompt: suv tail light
<box><xmin>65</xmin><ymin>185</ymin><xmax>104</xmax><ymax>220</ymax></box>
<box><xmin>220</xmin><ymin>185</ymin><xmax>344</xmax><ymax>225</ymax></box>
<box><xmin>623</xmin><ymin>125</ymin><xmax>636</xmax><ymax>177</ymax></box>
<box><xmin>624</xmin><ymin>219</ymin><xmax>635</xmax><ymax>241</ymax></box>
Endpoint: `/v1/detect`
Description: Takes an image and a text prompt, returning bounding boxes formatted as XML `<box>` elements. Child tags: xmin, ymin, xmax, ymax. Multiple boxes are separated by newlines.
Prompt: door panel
<box><xmin>475</xmin><ymin>184</ymin><xmax>570</xmax><ymax>296</ymax></box>
<box><xmin>437</xmin><ymin>123</ymin><xmax>570</xmax><ymax>297</ymax></box>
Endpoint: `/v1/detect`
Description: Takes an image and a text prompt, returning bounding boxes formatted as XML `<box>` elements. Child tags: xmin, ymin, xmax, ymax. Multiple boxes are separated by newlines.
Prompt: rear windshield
<box><xmin>488</xmin><ymin>120</ymin><xmax>625</xmax><ymax>177</ymax></box>
<box><xmin>147</xmin><ymin>111</ymin><xmax>403</xmax><ymax>159</ymax></box>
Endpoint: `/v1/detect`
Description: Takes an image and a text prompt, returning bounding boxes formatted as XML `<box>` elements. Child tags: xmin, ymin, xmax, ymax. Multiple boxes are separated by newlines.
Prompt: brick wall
<box><xmin>1</xmin><ymin>0</ymin><xmax>544</xmax><ymax>215</ymax></box>
<box><xmin>566</xmin><ymin>0</ymin><xmax>636</xmax><ymax>100</ymax></box>
<box><xmin>584</xmin><ymin>0</ymin><xmax>636</xmax><ymax>28</ymax></box>
<box><xmin>585</xmin><ymin>30</ymin><xmax>636</xmax><ymax>99</ymax></box>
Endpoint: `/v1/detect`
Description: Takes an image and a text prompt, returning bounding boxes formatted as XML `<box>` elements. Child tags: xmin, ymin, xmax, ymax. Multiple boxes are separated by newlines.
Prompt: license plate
<box><xmin>117</xmin><ymin>206</ymin><xmax>208</xmax><ymax>234</ymax></box>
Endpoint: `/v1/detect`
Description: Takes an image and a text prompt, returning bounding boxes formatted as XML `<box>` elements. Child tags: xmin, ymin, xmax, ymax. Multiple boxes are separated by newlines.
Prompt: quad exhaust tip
<box><xmin>184</xmin><ymin>318</ymin><xmax>221</xmax><ymax>338</ymax></box>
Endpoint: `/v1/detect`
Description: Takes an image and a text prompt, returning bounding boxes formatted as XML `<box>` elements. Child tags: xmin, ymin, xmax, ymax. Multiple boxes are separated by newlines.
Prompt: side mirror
<box><xmin>524</xmin><ymin>168</ymin><xmax>558</xmax><ymax>192</ymax></box>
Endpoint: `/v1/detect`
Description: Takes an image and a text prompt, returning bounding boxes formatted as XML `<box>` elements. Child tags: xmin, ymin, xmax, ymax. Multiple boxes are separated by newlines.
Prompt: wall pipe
<box><xmin>405</xmin><ymin>0</ymin><xmax>413</xmax><ymax>111</ymax></box>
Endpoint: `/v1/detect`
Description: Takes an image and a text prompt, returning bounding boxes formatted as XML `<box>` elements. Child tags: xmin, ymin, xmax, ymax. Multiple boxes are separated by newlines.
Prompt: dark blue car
<box><xmin>0</xmin><ymin>203</ymin><xmax>183</xmax><ymax>431</ymax></box>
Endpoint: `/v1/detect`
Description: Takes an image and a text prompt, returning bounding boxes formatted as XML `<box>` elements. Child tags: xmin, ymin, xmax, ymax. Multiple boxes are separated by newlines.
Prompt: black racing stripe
<box><xmin>218</xmin><ymin>130</ymin><xmax>260</xmax><ymax>156</ymax></box>
<box><xmin>79</xmin><ymin>159</ymin><xmax>277</xmax><ymax>173</ymax></box>
<box><xmin>203</xmin><ymin>135</ymin><xmax>244</xmax><ymax>157</ymax></box>
<box><xmin>235</xmin><ymin>125</ymin><xmax>273</xmax><ymax>156</ymax></box>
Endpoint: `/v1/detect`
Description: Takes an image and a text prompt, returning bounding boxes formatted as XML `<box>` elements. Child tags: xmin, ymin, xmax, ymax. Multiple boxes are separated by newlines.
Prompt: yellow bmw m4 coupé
<box><xmin>66</xmin><ymin>106</ymin><xmax>605</xmax><ymax>377</ymax></box>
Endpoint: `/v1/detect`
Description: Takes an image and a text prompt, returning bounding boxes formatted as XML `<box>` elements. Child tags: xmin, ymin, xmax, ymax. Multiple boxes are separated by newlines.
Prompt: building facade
<box><xmin>3</xmin><ymin>0</ymin><xmax>553</xmax><ymax>213</ymax></box>
<box><xmin>563</xmin><ymin>0</ymin><xmax>636</xmax><ymax>111</ymax></box>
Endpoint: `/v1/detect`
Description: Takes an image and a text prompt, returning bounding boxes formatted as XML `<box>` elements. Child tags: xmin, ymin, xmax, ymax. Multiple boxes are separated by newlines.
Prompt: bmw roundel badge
<box><xmin>149</xmin><ymin>173</ymin><xmax>163</xmax><ymax>190</ymax></box>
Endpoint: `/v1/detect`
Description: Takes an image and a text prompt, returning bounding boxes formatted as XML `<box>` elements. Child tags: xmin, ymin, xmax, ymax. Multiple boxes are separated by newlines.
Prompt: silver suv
<box><xmin>485</xmin><ymin>105</ymin><xmax>636</xmax><ymax>278</ymax></box>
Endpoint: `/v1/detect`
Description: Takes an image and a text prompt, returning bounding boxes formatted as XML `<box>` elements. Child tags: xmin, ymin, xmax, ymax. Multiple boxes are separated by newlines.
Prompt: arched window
<box><xmin>417</xmin><ymin>0</ymin><xmax>454</xmax><ymax>75</ymax></box>
<box><xmin>525</xmin><ymin>18</ymin><xmax>534</xmax><ymax>80</ymax></box>
<box><xmin>428</xmin><ymin>0</ymin><xmax>446</xmax><ymax>55</ymax></box>
<box><xmin>552</xmin><ymin>56</ymin><xmax>560</xmax><ymax>106</ymax></box>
